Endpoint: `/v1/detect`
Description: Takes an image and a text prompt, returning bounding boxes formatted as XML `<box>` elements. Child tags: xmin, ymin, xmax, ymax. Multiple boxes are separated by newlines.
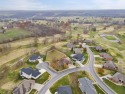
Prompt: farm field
<box><xmin>0</xmin><ymin>28</ymin><xmax>32</xmax><ymax>43</ymax></box>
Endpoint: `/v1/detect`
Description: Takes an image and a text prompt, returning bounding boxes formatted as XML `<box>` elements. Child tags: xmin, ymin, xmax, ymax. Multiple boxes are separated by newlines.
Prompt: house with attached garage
<box><xmin>84</xmin><ymin>39</ymin><xmax>93</xmax><ymax>44</ymax></box>
<box><xmin>102</xmin><ymin>61</ymin><xmax>118</xmax><ymax>70</ymax></box>
<box><xmin>71</xmin><ymin>53</ymin><xmax>84</xmax><ymax>62</ymax></box>
<box><xmin>78</xmin><ymin>77</ymin><xmax>96</xmax><ymax>94</ymax></box>
<box><xmin>94</xmin><ymin>46</ymin><xmax>104</xmax><ymax>52</ymax></box>
<box><xmin>29</xmin><ymin>54</ymin><xmax>42</xmax><ymax>62</ymax></box>
<box><xmin>13</xmin><ymin>79</ymin><xmax>35</xmax><ymax>94</ymax></box>
<box><xmin>100</xmin><ymin>53</ymin><xmax>113</xmax><ymax>61</ymax></box>
<box><xmin>110</xmin><ymin>72</ymin><xmax>125</xmax><ymax>85</ymax></box>
<box><xmin>20</xmin><ymin>67</ymin><xmax>41</xmax><ymax>79</ymax></box>
<box><xmin>73</xmin><ymin>48</ymin><xmax>83</xmax><ymax>54</ymax></box>
<box><xmin>67</xmin><ymin>42</ymin><xmax>75</xmax><ymax>49</ymax></box>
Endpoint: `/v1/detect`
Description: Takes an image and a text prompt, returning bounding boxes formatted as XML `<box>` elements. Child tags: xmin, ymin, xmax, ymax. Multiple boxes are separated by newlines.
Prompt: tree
<box><xmin>33</xmin><ymin>36</ymin><xmax>38</xmax><ymax>47</ymax></box>
<box><xmin>77</xmin><ymin>34</ymin><xmax>80</xmax><ymax>42</ymax></box>
<box><xmin>91</xmin><ymin>27</ymin><xmax>96</xmax><ymax>32</ymax></box>
<box><xmin>98</xmin><ymin>68</ymin><xmax>104</xmax><ymax>75</ymax></box>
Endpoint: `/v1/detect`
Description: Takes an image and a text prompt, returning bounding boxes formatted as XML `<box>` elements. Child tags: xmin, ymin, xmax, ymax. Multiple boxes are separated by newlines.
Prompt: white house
<box><xmin>29</xmin><ymin>54</ymin><xmax>43</xmax><ymax>62</ymax></box>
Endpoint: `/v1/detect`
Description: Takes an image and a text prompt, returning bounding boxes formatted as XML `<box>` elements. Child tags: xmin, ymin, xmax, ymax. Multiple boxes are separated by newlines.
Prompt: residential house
<box><xmin>55</xmin><ymin>85</ymin><xmax>72</xmax><ymax>94</ymax></box>
<box><xmin>94</xmin><ymin>46</ymin><xmax>104</xmax><ymax>51</ymax></box>
<box><xmin>72</xmin><ymin>54</ymin><xmax>84</xmax><ymax>62</ymax></box>
<box><xmin>111</xmin><ymin>72</ymin><xmax>125</xmax><ymax>84</ymax></box>
<box><xmin>100</xmin><ymin>53</ymin><xmax>113</xmax><ymax>61</ymax></box>
<box><xmin>84</xmin><ymin>39</ymin><xmax>93</xmax><ymax>44</ymax></box>
<box><xmin>67</xmin><ymin>42</ymin><xmax>75</xmax><ymax>48</ymax></box>
<box><xmin>102</xmin><ymin>61</ymin><xmax>118</xmax><ymax>70</ymax></box>
<box><xmin>20</xmin><ymin>67</ymin><xmax>41</xmax><ymax>79</ymax></box>
<box><xmin>78</xmin><ymin>77</ymin><xmax>96</xmax><ymax>94</ymax></box>
<box><xmin>29</xmin><ymin>54</ymin><xmax>42</xmax><ymax>62</ymax></box>
<box><xmin>73</xmin><ymin>48</ymin><xmax>83</xmax><ymax>54</ymax></box>
<box><xmin>13</xmin><ymin>79</ymin><xmax>35</xmax><ymax>94</ymax></box>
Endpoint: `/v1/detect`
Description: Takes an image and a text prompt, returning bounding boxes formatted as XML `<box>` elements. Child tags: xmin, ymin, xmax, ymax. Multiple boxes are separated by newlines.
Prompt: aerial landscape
<box><xmin>1</xmin><ymin>0</ymin><xmax>125</xmax><ymax>94</ymax></box>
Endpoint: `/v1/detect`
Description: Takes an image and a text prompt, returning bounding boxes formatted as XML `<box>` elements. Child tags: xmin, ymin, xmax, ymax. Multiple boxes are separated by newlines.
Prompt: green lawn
<box><xmin>30</xmin><ymin>89</ymin><xmax>37</xmax><ymax>94</ymax></box>
<box><xmin>93</xmin><ymin>84</ymin><xmax>105</xmax><ymax>94</ymax></box>
<box><xmin>50</xmin><ymin>71</ymin><xmax>90</xmax><ymax>94</ymax></box>
<box><xmin>82</xmin><ymin>51</ymin><xmax>88</xmax><ymax>65</ymax></box>
<box><xmin>103</xmin><ymin>78</ymin><xmax>125</xmax><ymax>94</ymax></box>
<box><xmin>0</xmin><ymin>89</ymin><xmax>10</xmax><ymax>94</ymax></box>
<box><xmin>90</xmin><ymin>47</ymin><xmax>100</xmax><ymax>55</ymax></box>
<box><xmin>0</xmin><ymin>28</ymin><xmax>32</xmax><ymax>43</ymax></box>
<box><xmin>105</xmin><ymin>36</ymin><xmax>116</xmax><ymax>40</ymax></box>
<box><xmin>36</xmin><ymin>72</ymin><xmax>50</xmax><ymax>84</ymax></box>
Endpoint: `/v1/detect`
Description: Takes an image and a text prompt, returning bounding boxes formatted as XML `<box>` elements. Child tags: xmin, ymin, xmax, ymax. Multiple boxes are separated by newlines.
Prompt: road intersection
<box><xmin>38</xmin><ymin>45</ymin><xmax>116</xmax><ymax>94</ymax></box>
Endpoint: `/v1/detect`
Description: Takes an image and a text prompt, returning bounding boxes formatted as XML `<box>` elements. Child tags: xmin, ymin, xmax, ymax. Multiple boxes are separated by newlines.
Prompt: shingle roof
<box><xmin>73</xmin><ymin>48</ymin><xmax>82</xmax><ymax>54</ymax></box>
<box><xmin>95</xmin><ymin>46</ymin><xmax>103</xmax><ymax>51</ymax></box>
<box><xmin>78</xmin><ymin>77</ymin><xmax>96</xmax><ymax>94</ymax></box>
<box><xmin>13</xmin><ymin>79</ymin><xmax>35</xmax><ymax>94</ymax></box>
<box><xmin>56</xmin><ymin>85</ymin><xmax>72</xmax><ymax>94</ymax></box>
<box><xmin>100</xmin><ymin>53</ymin><xmax>113</xmax><ymax>60</ymax></box>
<box><xmin>67</xmin><ymin>42</ymin><xmax>75</xmax><ymax>48</ymax></box>
<box><xmin>103</xmin><ymin>61</ymin><xmax>117</xmax><ymax>70</ymax></box>
<box><xmin>112</xmin><ymin>72</ymin><xmax>125</xmax><ymax>83</ymax></box>
<box><xmin>72</xmin><ymin>54</ymin><xmax>84</xmax><ymax>61</ymax></box>
<box><xmin>21</xmin><ymin>68</ymin><xmax>41</xmax><ymax>77</ymax></box>
<box><xmin>29</xmin><ymin>54</ymin><xmax>41</xmax><ymax>61</ymax></box>
<box><xmin>84</xmin><ymin>39</ymin><xmax>93</xmax><ymax>43</ymax></box>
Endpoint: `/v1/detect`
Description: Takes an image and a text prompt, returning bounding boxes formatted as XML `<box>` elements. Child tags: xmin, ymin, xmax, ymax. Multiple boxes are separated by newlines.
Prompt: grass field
<box><xmin>36</xmin><ymin>72</ymin><xmax>50</xmax><ymax>84</ymax></box>
<box><xmin>105</xmin><ymin>36</ymin><xmax>116</xmax><ymax>40</ymax></box>
<box><xmin>46</xmin><ymin>49</ymin><xmax>66</xmax><ymax>62</ymax></box>
<box><xmin>103</xmin><ymin>78</ymin><xmax>125</xmax><ymax>94</ymax></box>
<box><xmin>0</xmin><ymin>28</ymin><xmax>32</xmax><ymax>43</ymax></box>
<box><xmin>93</xmin><ymin>84</ymin><xmax>105</xmax><ymax>94</ymax></box>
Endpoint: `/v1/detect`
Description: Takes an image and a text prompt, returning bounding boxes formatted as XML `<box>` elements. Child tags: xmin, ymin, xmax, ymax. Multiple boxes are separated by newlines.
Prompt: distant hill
<box><xmin>0</xmin><ymin>10</ymin><xmax>125</xmax><ymax>18</ymax></box>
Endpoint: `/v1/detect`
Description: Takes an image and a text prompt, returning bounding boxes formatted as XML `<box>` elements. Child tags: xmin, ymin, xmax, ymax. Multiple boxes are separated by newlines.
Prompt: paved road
<box><xmin>39</xmin><ymin>63</ymin><xmax>58</xmax><ymax>77</ymax></box>
<box><xmin>86</xmin><ymin>45</ymin><xmax>116</xmax><ymax>94</ymax></box>
<box><xmin>38</xmin><ymin>46</ymin><xmax>116</xmax><ymax>94</ymax></box>
<box><xmin>38</xmin><ymin>67</ymin><xmax>88</xmax><ymax>94</ymax></box>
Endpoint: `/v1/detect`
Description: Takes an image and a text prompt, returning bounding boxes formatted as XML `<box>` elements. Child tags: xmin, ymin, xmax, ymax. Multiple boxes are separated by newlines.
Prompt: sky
<box><xmin>0</xmin><ymin>0</ymin><xmax>125</xmax><ymax>10</ymax></box>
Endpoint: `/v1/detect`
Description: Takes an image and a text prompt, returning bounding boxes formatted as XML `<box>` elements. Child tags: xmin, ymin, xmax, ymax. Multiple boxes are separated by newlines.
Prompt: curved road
<box><xmin>86</xmin><ymin>45</ymin><xmax>115</xmax><ymax>94</ymax></box>
<box><xmin>38</xmin><ymin>46</ymin><xmax>116</xmax><ymax>94</ymax></box>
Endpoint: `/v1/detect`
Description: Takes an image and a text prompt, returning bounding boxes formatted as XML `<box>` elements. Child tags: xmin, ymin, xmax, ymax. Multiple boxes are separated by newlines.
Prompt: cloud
<box><xmin>0</xmin><ymin>0</ymin><xmax>48</xmax><ymax>10</ymax></box>
<box><xmin>92</xmin><ymin>0</ymin><xmax>125</xmax><ymax>9</ymax></box>
<box><xmin>0</xmin><ymin>0</ymin><xmax>125</xmax><ymax>10</ymax></box>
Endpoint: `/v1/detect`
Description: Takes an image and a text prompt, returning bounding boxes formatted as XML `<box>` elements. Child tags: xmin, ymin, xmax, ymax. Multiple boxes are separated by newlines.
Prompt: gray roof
<box><xmin>72</xmin><ymin>54</ymin><xmax>84</xmax><ymax>61</ymax></box>
<box><xmin>103</xmin><ymin>61</ymin><xmax>117</xmax><ymax>70</ymax></box>
<box><xmin>29</xmin><ymin>54</ymin><xmax>41</xmax><ymax>61</ymax></box>
<box><xmin>78</xmin><ymin>77</ymin><xmax>96</xmax><ymax>94</ymax></box>
<box><xmin>112</xmin><ymin>72</ymin><xmax>125</xmax><ymax>83</ymax></box>
<box><xmin>100</xmin><ymin>53</ymin><xmax>113</xmax><ymax>60</ymax></box>
<box><xmin>20</xmin><ymin>67</ymin><xmax>41</xmax><ymax>78</ymax></box>
<box><xmin>73</xmin><ymin>48</ymin><xmax>82</xmax><ymax>54</ymax></box>
<box><xmin>67</xmin><ymin>42</ymin><xmax>75</xmax><ymax>48</ymax></box>
<box><xmin>84</xmin><ymin>39</ymin><xmax>93</xmax><ymax>43</ymax></box>
<box><xmin>13</xmin><ymin>79</ymin><xmax>35</xmax><ymax>94</ymax></box>
<box><xmin>56</xmin><ymin>85</ymin><xmax>72</xmax><ymax>94</ymax></box>
<box><xmin>95</xmin><ymin>46</ymin><xmax>103</xmax><ymax>51</ymax></box>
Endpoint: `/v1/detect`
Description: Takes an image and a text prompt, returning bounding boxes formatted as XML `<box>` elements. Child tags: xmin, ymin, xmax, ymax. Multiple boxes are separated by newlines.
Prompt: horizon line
<box><xmin>0</xmin><ymin>9</ymin><xmax>125</xmax><ymax>11</ymax></box>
